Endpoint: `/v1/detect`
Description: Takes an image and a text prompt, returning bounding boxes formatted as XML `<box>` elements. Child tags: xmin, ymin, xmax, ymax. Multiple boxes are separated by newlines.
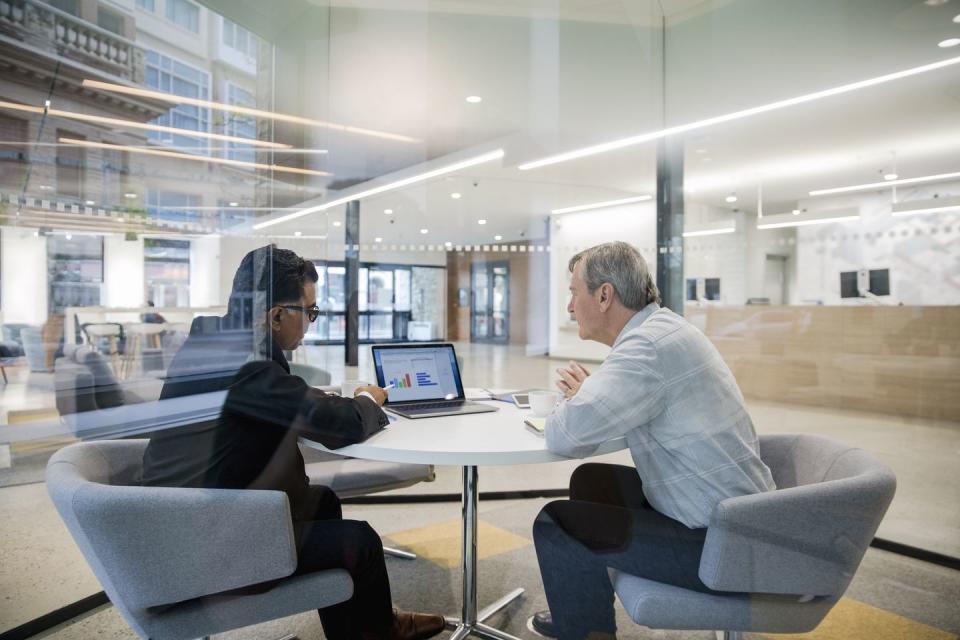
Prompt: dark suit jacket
<box><xmin>142</xmin><ymin>316</ymin><xmax>387</xmax><ymax>519</ymax></box>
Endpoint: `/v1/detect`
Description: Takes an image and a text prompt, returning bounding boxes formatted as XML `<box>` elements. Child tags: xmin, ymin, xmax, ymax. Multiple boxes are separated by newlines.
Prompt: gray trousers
<box><xmin>533</xmin><ymin>463</ymin><xmax>714</xmax><ymax>640</ymax></box>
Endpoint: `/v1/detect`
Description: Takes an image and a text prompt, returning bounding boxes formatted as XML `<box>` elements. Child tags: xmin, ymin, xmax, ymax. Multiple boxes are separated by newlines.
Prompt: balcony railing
<box><xmin>0</xmin><ymin>0</ymin><xmax>144</xmax><ymax>83</ymax></box>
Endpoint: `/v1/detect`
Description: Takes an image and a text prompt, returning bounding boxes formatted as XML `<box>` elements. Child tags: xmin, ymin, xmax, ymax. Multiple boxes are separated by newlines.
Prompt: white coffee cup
<box><xmin>529</xmin><ymin>390</ymin><xmax>560</xmax><ymax>417</ymax></box>
<box><xmin>341</xmin><ymin>379</ymin><xmax>369</xmax><ymax>398</ymax></box>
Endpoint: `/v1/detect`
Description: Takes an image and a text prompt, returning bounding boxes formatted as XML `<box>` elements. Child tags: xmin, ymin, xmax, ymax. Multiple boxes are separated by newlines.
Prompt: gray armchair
<box><xmin>610</xmin><ymin>433</ymin><xmax>897</xmax><ymax>639</ymax></box>
<box><xmin>46</xmin><ymin>440</ymin><xmax>354</xmax><ymax>640</ymax></box>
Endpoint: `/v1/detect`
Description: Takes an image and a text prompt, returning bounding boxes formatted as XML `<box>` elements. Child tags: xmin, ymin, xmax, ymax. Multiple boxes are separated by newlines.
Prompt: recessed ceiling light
<box><xmin>333</xmin><ymin>220</ymin><xmax>341</xmax><ymax>227</ymax></box>
<box><xmin>451</xmin><ymin>192</ymin><xmax>462</xmax><ymax>199</ymax></box>
<box><xmin>725</xmin><ymin>193</ymin><xmax>738</xmax><ymax>203</ymax></box>
<box><xmin>229</xmin><ymin>201</ymin><xmax>239</xmax><ymax>207</ymax></box>
<box><xmin>494</xmin><ymin>235</ymin><xmax>502</xmax><ymax>241</ymax></box>
<box><xmin>85</xmin><ymin>200</ymin><xmax>95</xmax><ymax>205</ymax></box>
<box><xmin>375</xmin><ymin>237</ymin><xmax>383</xmax><ymax>242</ymax></box>
<box><xmin>792</xmin><ymin>209</ymin><xmax>801</xmax><ymax>216</ymax></box>
<box><xmin>420</xmin><ymin>228</ymin><xmax>428</xmax><ymax>234</ymax></box>
<box><xmin>39</xmin><ymin>184</ymin><xmax>52</xmax><ymax>190</ymax></box>
<box><xmin>65</xmin><ymin>233</ymin><xmax>72</xmax><ymax>239</ymax></box>
<box><xmin>465</xmin><ymin>96</ymin><xmax>482</xmax><ymax>104</ymax></box>
<box><xmin>883</xmin><ymin>173</ymin><xmax>899</xmax><ymax>181</ymax></box>
<box><xmin>294</xmin><ymin>231</ymin><xmax>302</xmax><ymax>237</ymax></box>
<box><xmin>117</xmin><ymin>217</ymin><xmax>125</xmax><ymax>222</ymax></box>
<box><xmin>954</xmin><ymin>13</ymin><xmax>960</xmax><ymax>23</ymax></box>
<box><xmin>924</xmin><ymin>0</ymin><xmax>948</xmax><ymax>5</ymax></box>
<box><xmin>384</xmin><ymin>208</ymin><xmax>393</xmax><ymax>214</ymax></box>
<box><xmin>124</xmin><ymin>192</ymin><xmax>137</xmax><ymax>199</ymax></box>
<box><xmin>939</xmin><ymin>38</ymin><xmax>960</xmax><ymax>48</ymax></box>
<box><xmin>478</xmin><ymin>219</ymin><xmax>487</xmax><ymax>225</ymax></box>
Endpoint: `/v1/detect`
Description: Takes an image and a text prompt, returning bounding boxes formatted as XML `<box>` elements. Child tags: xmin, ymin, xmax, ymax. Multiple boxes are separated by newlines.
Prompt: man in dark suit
<box><xmin>143</xmin><ymin>245</ymin><xmax>444</xmax><ymax>640</ymax></box>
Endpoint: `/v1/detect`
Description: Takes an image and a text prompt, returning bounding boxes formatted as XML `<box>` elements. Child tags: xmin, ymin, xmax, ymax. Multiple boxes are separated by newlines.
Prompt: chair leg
<box><xmin>383</xmin><ymin>545</ymin><xmax>417</xmax><ymax>560</ymax></box>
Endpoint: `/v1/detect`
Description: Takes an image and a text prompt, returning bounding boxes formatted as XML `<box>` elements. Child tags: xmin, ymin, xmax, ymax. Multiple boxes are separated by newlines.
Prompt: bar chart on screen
<box><xmin>383</xmin><ymin>357</ymin><xmax>442</xmax><ymax>389</ymax></box>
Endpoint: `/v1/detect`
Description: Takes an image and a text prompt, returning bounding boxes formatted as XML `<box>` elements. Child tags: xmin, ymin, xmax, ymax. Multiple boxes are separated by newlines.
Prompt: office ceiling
<box><xmin>202</xmin><ymin>0</ymin><xmax>960</xmax><ymax>244</ymax></box>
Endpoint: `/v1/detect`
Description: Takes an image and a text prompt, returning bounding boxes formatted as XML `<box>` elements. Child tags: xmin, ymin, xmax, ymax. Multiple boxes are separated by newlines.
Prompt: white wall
<box><xmin>103</xmin><ymin>235</ymin><xmax>145</xmax><ymax>308</ymax></box>
<box><xmin>1</xmin><ymin>228</ymin><xmax>47</xmax><ymax>325</ymax></box>
<box><xmin>794</xmin><ymin>185</ymin><xmax>960</xmax><ymax>305</ymax></box>
<box><xmin>189</xmin><ymin>235</ymin><xmax>221</xmax><ymax>307</ymax></box>
<box><xmin>548</xmin><ymin>202</ymin><xmax>658</xmax><ymax>361</ymax></box>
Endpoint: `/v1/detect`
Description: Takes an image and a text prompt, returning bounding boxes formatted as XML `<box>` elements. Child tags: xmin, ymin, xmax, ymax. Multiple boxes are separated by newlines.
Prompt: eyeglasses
<box><xmin>280</xmin><ymin>305</ymin><xmax>320</xmax><ymax>322</ymax></box>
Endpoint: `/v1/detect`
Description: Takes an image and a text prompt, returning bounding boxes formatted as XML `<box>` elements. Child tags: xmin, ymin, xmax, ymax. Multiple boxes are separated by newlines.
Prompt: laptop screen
<box><xmin>372</xmin><ymin>344</ymin><xmax>464</xmax><ymax>403</ymax></box>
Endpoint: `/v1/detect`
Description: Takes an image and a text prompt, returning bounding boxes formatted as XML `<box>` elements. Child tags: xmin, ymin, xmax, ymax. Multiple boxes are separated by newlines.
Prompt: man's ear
<box><xmin>598</xmin><ymin>283</ymin><xmax>614</xmax><ymax>311</ymax></box>
<box><xmin>269</xmin><ymin>306</ymin><xmax>284</xmax><ymax>329</ymax></box>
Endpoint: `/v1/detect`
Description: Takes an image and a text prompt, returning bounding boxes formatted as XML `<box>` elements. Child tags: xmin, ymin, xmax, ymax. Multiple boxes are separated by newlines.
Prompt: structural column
<box><xmin>344</xmin><ymin>200</ymin><xmax>360</xmax><ymax>366</ymax></box>
<box><xmin>656</xmin><ymin>137</ymin><xmax>685</xmax><ymax>314</ymax></box>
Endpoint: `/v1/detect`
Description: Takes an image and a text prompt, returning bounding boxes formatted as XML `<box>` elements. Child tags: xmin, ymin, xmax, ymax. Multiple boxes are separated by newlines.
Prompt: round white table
<box><xmin>300</xmin><ymin>400</ymin><xmax>627</xmax><ymax>640</ymax></box>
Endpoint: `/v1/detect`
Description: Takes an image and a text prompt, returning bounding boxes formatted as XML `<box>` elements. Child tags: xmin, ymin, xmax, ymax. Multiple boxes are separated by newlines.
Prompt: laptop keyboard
<box><xmin>400</xmin><ymin>400</ymin><xmax>463</xmax><ymax>410</ymax></box>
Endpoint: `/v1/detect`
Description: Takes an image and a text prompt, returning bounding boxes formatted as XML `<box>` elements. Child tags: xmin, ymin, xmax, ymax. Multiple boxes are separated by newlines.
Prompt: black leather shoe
<box><xmin>386</xmin><ymin>609</ymin><xmax>446</xmax><ymax>640</ymax></box>
<box><xmin>529</xmin><ymin>610</ymin><xmax>557</xmax><ymax>638</ymax></box>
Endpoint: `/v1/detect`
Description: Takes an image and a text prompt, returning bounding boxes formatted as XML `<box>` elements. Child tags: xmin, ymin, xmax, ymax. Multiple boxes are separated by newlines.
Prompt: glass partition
<box><xmin>1</xmin><ymin>0</ymin><xmax>956</xmax><ymax>635</ymax></box>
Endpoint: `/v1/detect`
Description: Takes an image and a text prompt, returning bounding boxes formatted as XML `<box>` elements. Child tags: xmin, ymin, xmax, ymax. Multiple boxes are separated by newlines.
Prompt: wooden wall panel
<box><xmin>687</xmin><ymin>306</ymin><xmax>960</xmax><ymax>421</ymax></box>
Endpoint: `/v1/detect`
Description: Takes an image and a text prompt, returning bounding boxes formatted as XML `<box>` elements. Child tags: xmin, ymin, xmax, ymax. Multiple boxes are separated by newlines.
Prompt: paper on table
<box><xmin>524</xmin><ymin>417</ymin><xmax>546</xmax><ymax>436</ymax></box>
<box><xmin>464</xmin><ymin>387</ymin><xmax>493</xmax><ymax>400</ymax></box>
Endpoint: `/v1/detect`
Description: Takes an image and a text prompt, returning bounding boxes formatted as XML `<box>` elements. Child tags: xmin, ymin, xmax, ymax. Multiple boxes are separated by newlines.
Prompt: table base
<box><xmin>446</xmin><ymin>466</ymin><xmax>526</xmax><ymax>640</ymax></box>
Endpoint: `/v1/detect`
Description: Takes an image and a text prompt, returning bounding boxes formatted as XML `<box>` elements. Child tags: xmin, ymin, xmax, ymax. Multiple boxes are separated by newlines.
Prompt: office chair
<box><xmin>610</xmin><ymin>433</ymin><xmax>896</xmax><ymax>640</ymax></box>
<box><xmin>47</xmin><ymin>439</ymin><xmax>353</xmax><ymax>640</ymax></box>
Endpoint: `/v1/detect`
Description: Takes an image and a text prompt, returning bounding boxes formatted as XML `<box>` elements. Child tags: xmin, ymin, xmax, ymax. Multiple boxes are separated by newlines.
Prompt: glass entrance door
<box><xmin>471</xmin><ymin>262</ymin><xmax>509</xmax><ymax>343</ymax></box>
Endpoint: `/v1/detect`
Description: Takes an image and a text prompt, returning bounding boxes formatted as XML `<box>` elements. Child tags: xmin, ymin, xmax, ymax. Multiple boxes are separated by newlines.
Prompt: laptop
<box><xmin>371</xmin><ymin>343</ymin><xmax>499</xmax><ymax>419</ymax></box>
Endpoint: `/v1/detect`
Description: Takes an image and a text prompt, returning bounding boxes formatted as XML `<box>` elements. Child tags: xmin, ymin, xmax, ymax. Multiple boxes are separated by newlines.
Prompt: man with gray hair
<box><xmin>530</xmin><ymin>241</ymin><xmax>775</xmax><ymax>640</ymax></box>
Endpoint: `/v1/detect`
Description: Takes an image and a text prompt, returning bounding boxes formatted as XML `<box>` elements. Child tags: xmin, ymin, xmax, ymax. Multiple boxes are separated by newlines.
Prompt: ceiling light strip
<box><xmin>0</xmin><ymin>100</ymin><xmax>290</xmax><ymax>149</ymax></box>
<box><xmin>757</xmin><ymin>215</ymin><xmax>860</xmax><ymax>230</ymax></box>
<box><xmin>82</xmin><ymin>79</ymin><xmax>418</xmax><ymax>144</ymax></box>
<box><xmin>809</xmin><ymin>171</ymin><xmax>960</xmax><ymax>196</ymax></box>
<box><xmin>253</xmin><ymin>148</ymin><xmax>505</xmax><ymax>230</ymax></box>
<box><xmin>58</xmin><ymin>138</ymin><xmax>332</xmax><ymax>178</ymax></box>
<box><xmin>550</xmin><ymin>195</ymin><xmax>652</xmax><ymax>214</ymax></box>
<box><xmin>891</xmin><ymin>204</ymin><xmax>960</xmax><ymax>215</ymax></box>
<box><xmin>519</xmin><ymin>55</ymin><xmax>960</xmax><ymax>170</ymax></box>
<box><xmin>682</xmin><ymin>227</ymin><xmax>736</xmax><ymax>237</ymax></box>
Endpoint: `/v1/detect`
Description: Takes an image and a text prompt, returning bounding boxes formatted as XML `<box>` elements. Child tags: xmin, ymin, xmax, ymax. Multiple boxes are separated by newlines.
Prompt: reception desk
<box><xmin>686</xmin><ymin>305</ymin><xmax>960</xmax><ymax>421</ymax></box>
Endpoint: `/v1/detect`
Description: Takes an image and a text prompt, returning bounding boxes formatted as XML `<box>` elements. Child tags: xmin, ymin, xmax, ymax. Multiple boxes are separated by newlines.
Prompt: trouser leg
<box><xmin>533</xmin><ymin>506</ymin><xmax>618</xmax><ymax>640</ymax></box>
<box><xmin>533</xmin><ymin>489</ymin><xmax>710</xmax><ymax>640</ymax></box>
<box><xmin>568</xmin><ymin>463</ymin><xmax>648</xmax><ymax>509</ymax></box>
<box><xmin>294</xmin><ymin>518</ymin><xmax>394</xmax><ymax>640</ymax></box>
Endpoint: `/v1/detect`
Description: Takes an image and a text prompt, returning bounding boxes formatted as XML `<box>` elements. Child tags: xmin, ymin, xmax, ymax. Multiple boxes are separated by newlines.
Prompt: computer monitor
<box><xmin>840</xmin><ymin>271</ymin><xmax>859</xmax><ymax>298</ymax></box>
<box><xmin>869</xmin><ymin>269</ymin><xmax>890</xmax><ymax>296</ymax></box>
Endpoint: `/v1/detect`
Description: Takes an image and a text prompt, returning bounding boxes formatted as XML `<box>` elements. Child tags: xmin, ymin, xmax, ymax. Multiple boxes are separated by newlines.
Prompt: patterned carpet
<box><xmin>43</xmin><ymin>497</ymin><xmax>960</xmax><ymax>640</ymax></box>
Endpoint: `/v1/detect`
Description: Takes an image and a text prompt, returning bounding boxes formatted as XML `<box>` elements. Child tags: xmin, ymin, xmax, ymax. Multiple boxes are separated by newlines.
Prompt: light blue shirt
<box><xmin>546</xmin><ymin>303</ymin><xmax>776</xmax><ymax>528</ymax></box>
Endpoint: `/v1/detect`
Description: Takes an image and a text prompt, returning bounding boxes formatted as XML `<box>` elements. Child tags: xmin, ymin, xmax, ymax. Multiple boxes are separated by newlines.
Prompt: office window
<box><xmin>222</xmin><ymin>18</ymin><xmax>259</xmax><ymax>59</ymax></box>
<box><xmin>47</xmin><ymin>234</ymin><xmax>103</xmax><ymax>315</ymax></box>
<box><xmin>0</xmin><ymin>113</ymin><xmax>28</xmax><ymax>191</ymax></box>
<box><xmin>146</xmin><ymin>190</ymin><xmax>202</xmax><ymax>224</ymax></box>
<box><xmin>97</xmin><ymin>8</ymin><xmax>124</xmax><ymax>36</ymax></box>
<box><xmin>224</xmin><ymin>83</ymin><xmax>256</xmax><ymax>162</ymax></box>
<box><xmin>165</xmin><ymin>0</ymin><xmax>199</xmax><ymax>33</ymax></box>
<box><xmin>145</xmin><ymin>50</ymin><xmax>210</xmax><ymax>153</ymax></box>
<box><xmin>144</xmin><ymin>238</ymin><xmax>190</xmax><ymax>307</ymax></box>
<box><xmin>135</xmin><ymin>0</ymin><xmax>154</xmax><ymax>11</ymax></box>
<box><xmin>48</xmin><ymin>0</ymin><xmax>79</xmax><ymax>16</ymax></box>
<box><xmin>55</xmin><ymin>129</ymin><xmax>84</xmax><ymax>200</ymax></box>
